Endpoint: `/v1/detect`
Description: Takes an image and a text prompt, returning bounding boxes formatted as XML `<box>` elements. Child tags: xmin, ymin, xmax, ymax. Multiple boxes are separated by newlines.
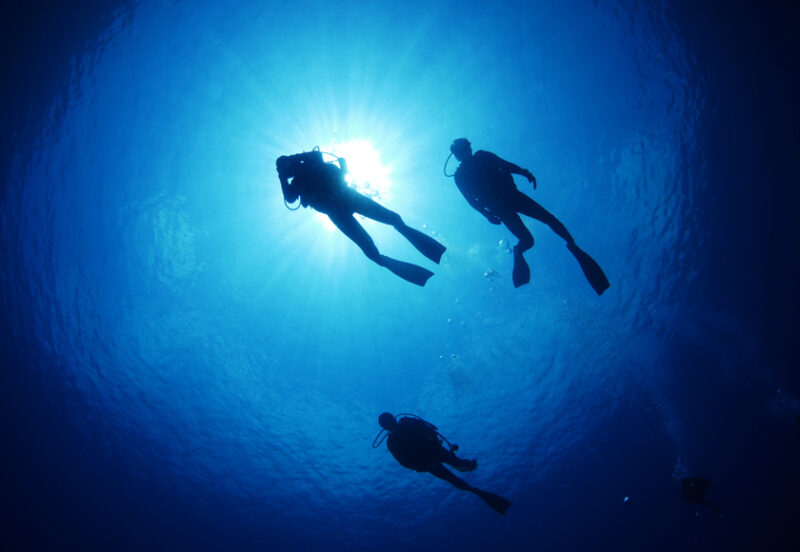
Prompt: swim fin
<box><xmin>475</xmin><ymin>489</ymin><xmax>512</xmax><ymax>515</ymax></box>
<box><xmin>396</xmin><ymin>224</ymin><xmax>446</xmax><ymax>264</ymax></box>
<box><xmin>681</xmin><ymin>477</ymin><xmax>722</xmax><ymax>515</ymax></box>
<box><xmin>512</xmin><ymin>245</ymin><xmax>530</xmax><ymax>288</ymax></box>
<box><xmin>379</xmin><ymin>255</ymin><xmax>434</xmax><ymax>286</ymax></box>
<box><xmin>567</xmin><ymin>242</ymin><xmax>610</xmax><ymax>296</ymax></box>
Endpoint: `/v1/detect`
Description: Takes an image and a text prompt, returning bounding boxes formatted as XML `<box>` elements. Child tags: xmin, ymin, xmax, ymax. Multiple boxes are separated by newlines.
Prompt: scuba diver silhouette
<box><xmin>447</xmin><ymin>138</ymin><xmax>610</xmax><ymax>294</ymax></box>
<box><xmin>681</xmin><ymin>477</ymin><xmax>722</xmax><ymax>515</ymax></box>
<box><xmin>375</xmin><ymin>412</ymin><xmax>511</xmax><ymax>515</ymax></box>
<box><xmin>277</xmin><ymin>148</ymin><xmax>446</xmax><ymax>286</ymax></box>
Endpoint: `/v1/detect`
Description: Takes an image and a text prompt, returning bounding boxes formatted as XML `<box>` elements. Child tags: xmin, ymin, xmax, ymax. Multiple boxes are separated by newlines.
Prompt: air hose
<box><xmin>443</xmin><ymin>152</ymin><xmax>456</xmax><ymax>177</ymax></box>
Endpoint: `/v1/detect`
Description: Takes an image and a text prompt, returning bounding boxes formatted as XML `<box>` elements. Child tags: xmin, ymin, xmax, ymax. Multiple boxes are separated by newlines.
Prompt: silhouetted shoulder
<box><xmin>473</xmin><ymin>150</ymin><xmax>503</xmax><ymax>164</ymax></box>
<box><xmin>455</xmin><ymin>151</ymin><xmax>504</xmax><ymax>181</ymax></box>
<box><xmin>397</xmin><ymin>417</ymin><xmax>436</xmax><ymax>435</ymax></box>
<box><xmin>473</xmin><ymin>150</ymin><xmax>517</xmax><ymax>175</ymax></box>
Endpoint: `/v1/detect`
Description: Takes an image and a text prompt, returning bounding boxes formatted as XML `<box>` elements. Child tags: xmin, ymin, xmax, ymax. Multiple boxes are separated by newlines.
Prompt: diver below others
<box><xmin>681</xmin><ymin>477</ymin><xmax>722</xmax><ymax>515</ymax></box>
<box><xmin>376</xmin><ymin>412</ymin><xmax>511</xmax><ymax>514</ymax></box>
<box><xmin>448</xmin><ymin>138</ymin><xmax>610</xmax><ymax>294</ymax></box>
<box><xmin>277</xmin><ymin>149</ymin><xmax>445</xmax><ymax>286</ymax></box>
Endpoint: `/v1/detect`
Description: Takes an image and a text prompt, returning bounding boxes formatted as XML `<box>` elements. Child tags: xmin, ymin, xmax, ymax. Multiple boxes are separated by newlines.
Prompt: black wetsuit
<box><xmin>283</xmin><ymin>161</ymin><xmax>374</xmax><ymax>216</ymax></box>
<box><xmin>454</xmin><ymin>150</ymin><xmax>520</xmax><ymax>214</ymax></box>
<box><xmin>278</xmin><ymin>155</ymin><xmax>446</xmax><ymax>286</ymax></box>
<box><xmin>451</xmin><ymin>147</ymin><xmax>609</xmax><ymax>294</ymax></box>
<box><xmin>283</xmin><ymin>160</ymin><xmax>404</xmax><ymax>255</ymax></box>
<box><xmin>383</xmin><ymin>416</ymin><xmax>511</xmax><ymax>514</ymax></box>
<box><xmin>454</xmin><ymin>150</ymin><xmax>574</xmax><ymax>251</ymax></box>
<box><xmin>386</xmin><ymin>417</ymin><xmax>471</xmax><ymax>472</ymax></box>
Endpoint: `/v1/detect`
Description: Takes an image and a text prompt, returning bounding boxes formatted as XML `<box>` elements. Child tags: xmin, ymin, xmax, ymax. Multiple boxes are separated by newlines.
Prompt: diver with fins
<box><xmin>446</xmin><ymin>138</ymin><xmax>610</xmax><ymax>294</ymax></box>
<box><xmin>681</xmin><ymin>477</ymin><xmax>722</xmax><ymax>515</ymax></box>
<box><xmin>374</xmin><ymin>412</ymin><xmax>512</xmax><ymax>515</ymax></box>
<box><xmin>277</xmin><ymin>148</ymin><xmax>446</xmax><ymax>286</ymax></box>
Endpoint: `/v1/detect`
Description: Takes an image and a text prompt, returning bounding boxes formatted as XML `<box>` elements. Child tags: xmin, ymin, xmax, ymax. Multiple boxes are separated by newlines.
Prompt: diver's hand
<box><xmin>523</xmin><ymin>169</ymin><xmax>537</xmax><ymax>189</ymax></box>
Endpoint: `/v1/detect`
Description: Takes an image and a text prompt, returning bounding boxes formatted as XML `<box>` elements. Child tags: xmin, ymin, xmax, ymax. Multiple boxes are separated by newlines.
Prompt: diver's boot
<box><xmin>395</xmin><ymin>224</ymin><xmax>446</xmax><ymax>264</ymax></box>
<box><xmin>567</xmin><ymin>242</ymin><xmax>609</xmax><ymax>296</ymax></box>
<box><xmin>379</xmin><ymin>255</ymin><xmax>434</xmax><ymax>286</ymax></box>
<box><xmin>473</xmin><ymin>488</ymin><xmax>512</xmax><ymax>515</ymax></box>
<box><xmin>512</xmin><ymin>245</ymin><xmax>530</xmax><ymax>288</ymax></box>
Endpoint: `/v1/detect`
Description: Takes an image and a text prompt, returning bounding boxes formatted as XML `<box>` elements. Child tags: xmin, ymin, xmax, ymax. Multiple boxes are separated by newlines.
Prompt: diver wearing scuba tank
<box><xmin>276</xmin><ymin>148</ymin><xmax>446</xmax><ymax>287</ymax></box>
<box><xmin>375</xmin><ymin>412</ymin><xmax>511</xmax><ymax>515</ymax></box>
<box><xmin>277</xmin><ymin>149</ymin><xmax>343</xmax><ymax>208</ymax></box>
<box><xmin>447</xmin><ymin>138</ymin><xmax>610</xmax><ymax>294</ymax></box>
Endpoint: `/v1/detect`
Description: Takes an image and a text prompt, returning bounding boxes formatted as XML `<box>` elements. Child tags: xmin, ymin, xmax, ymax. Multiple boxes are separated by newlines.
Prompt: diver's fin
<box><xmin>396</xmin><ymin>225</ymin><xmax>447</xmax><ymax>264</ymax></box>
<box><xmin>475</xmin><ymin>489</ymin><xmax>512</xmax><ymax>515</ymax></box>
<box><xmin>702</xmin><ymin>500</ymin><xmax>723</xmax><ymax>516</ymax></box>
<box><xmin>512</xmin><ymin>245</ymin><xmax>530</xmax><ymax>288</ymax></box>
<box><xmin>682</xmin><ymin>477</ymin><xmax>722</xmax><ymax>515</ymax></box>
<box><xmin>567</xmin><ymin>242</ymin><xmax>610</xmax><ymax>296</ymax></box>
<box><xmin>379</xmin><ymin>255</ymin><xmax>434</xmax><ymax>286</ymax></box>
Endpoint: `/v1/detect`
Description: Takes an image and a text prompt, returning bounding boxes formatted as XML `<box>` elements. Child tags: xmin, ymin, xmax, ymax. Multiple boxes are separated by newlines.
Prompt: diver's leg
<box><xmin>701</xmin><ymin>500</ymin><xmax>723</xmax><ymax>516</ymax></box>
<box><xmin>438</xmin><ymin>447</ymin><xmax>477</xmax><ymax>472</ymax></box>
<box><xmin>329</xmin><ymin>213</ymin><xmax>434</xmax><ymax>286</ymax></box>
<box><xmin>512</xmin><ymin>191</ymin><xmax>574</xmax><ymax>244</ymax></box>
<box><xmin>328</xmin><ymin>213</ymin><xmax>382</xmax><ymax>263</ymax></box>
<box><xmin>428</xmin><ymin>464</ymin><xmax>511</xmax><ymax>515</ymax></box>
<box><xmin>498</xmin><ymin>212</ymin><xmax>532</xmax><ymax>288</ymax></box>
<box><xmin>512</xmin><ymin>191</ymin><xmax>609</xmax><ymax>295</ymax></box>
<box><xmin>428</xmin><ymin>464</ymin><xmax>473</xmax><ymax>491</ymax></box>
<box><xmin>352</xmin><ymin>192</ymin><xmax>446</xmax><ymax>263</ymax></box>
<box><xmin>501</xmin><ymin>211</ymin><xmax>534</xmax><ymax>253</ymax></box>
<box><xmin>349</xmin><ymin>192</ymin><xmax>403</xmax><ymax>226</ymax></box>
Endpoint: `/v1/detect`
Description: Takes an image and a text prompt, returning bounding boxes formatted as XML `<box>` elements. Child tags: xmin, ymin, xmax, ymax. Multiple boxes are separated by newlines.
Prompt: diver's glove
<box><xmin>522</xmin><ymin>169</ymin><xmax>537</xmax><ymax>189</ymax></box>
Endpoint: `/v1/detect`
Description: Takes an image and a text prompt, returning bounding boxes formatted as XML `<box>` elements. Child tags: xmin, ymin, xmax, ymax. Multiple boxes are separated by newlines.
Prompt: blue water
<box><xmin>2</xmin><ymin>0</ymin><xmax>798</xmax><ymax>550</ymax></box>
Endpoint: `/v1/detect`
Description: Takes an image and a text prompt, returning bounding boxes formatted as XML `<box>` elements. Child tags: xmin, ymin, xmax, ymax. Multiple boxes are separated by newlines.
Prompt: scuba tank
<box><xmin>278</xmin><ymin>147</ymin><xmax>349</xmax><ymax>210</ymax></box>
<box><xmin>372</xmin><ymin>413</ymin><xmax>460</xmax><ymax>452</ymax></box>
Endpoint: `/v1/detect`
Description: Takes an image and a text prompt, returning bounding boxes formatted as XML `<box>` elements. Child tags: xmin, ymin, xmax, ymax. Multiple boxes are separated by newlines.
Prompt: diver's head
<box><xmin>276</xmin><ymin>155</ymin><xmax>291</xmax><ymax>176</ymax></box>
<box><xmin>378</xmin><ymin>412</ymin><xmax>398</xmax><ymax>431</ymax></box>
<box><xmin>276</xmin><ymin>150</ymin><xmax>324</xmax><ymax>178</ymax></box>
<box><xmin>450</xmin><ymin>138</ymin><xmax>472</xmax><ymax>162</ymax></box>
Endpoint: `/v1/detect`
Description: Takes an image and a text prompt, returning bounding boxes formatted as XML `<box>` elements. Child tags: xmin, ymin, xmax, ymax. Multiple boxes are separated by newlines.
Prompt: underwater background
<box><xmin>1</xmin><ymin>0</ymin><xmax>798</xmax><ymax>550</ymax></box>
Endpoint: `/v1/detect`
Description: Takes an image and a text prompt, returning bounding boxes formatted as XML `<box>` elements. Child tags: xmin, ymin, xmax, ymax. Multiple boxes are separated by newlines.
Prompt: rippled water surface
<box><xmin>2</xmin><ymin>1</ymin><xmax>798</xmax><ymax>550</ymax></box>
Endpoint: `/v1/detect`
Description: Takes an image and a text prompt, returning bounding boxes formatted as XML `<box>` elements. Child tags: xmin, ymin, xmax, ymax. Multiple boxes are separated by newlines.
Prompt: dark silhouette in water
<box><xmin>277</xmin><ymin>149</ymin><xmax>445</xmax><ymax>286</ymax></box>
<box><xmin>376</xmin><ymin>412</ymin><xmax>511</xmax><ymax>514</ymax></box>
<box><xmin>448</xmin><ymin>138</ymin><xmax>609</xmax><ymax>294</ymax></box>
<box><xmin>681</xmin><ymin>477</ymin><xmax>722</xmax><ymax>515</ymax></box>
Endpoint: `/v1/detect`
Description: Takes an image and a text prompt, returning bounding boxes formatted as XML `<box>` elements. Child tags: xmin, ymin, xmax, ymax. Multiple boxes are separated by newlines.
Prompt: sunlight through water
<box><xmin>3</xmin><ymin>0</ymin><xmax>798</xmax><ymax>550</ymax></box>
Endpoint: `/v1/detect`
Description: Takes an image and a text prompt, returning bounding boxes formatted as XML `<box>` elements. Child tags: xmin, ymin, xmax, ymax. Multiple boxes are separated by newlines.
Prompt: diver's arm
<box><xmin>505</xmin><ymin>161</ymin><xmax>537</xmax><ymax>189</ymax></box>
<box><xmin>276</xmin><ymin>155</ymin><xmax>300</xmax><ymax>202</ymax></box>
<box><xmin>280</xmin><ymin>175</ymin><xmax>299</xmax><ymax>202</ymax></box>
<box><xmin>491</xmin><ymin>153</ymin><xmax>538</xmax><ymax>189</ymax></box>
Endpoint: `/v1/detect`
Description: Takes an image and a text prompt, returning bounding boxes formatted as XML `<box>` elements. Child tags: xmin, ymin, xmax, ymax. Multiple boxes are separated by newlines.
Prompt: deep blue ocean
<box><xmin>2</xmin><ymin>1</ymin><xmax>798</xmax><ymax>550</ymax></box>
